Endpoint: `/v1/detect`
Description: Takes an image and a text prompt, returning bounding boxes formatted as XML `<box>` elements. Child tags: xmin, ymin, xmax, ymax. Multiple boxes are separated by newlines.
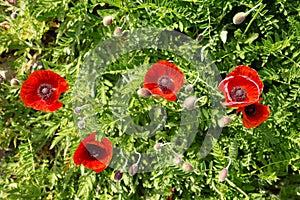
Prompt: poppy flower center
<box><xmin>158</xmin><ymin>76</ymin><xmax>173</xmax><ymax>92</ymax></box>
<box><xmin>38</xmin><ymin>84</ymin><xmax>54</xmax><ymax>100</ymax></box>
<box><xmin>86</xmin><ymin>144</ymin><xmax>105</xmax><ymax>160</ymax></box>
<box><xmin>244</xmin><ymin>104</ymin><xmax>256</xmax><ymax>116</ymax></box>
<box><xmin>230</xmin><ymin>86</ymin><xmax>247</xmax><ymax>102</ymax></box>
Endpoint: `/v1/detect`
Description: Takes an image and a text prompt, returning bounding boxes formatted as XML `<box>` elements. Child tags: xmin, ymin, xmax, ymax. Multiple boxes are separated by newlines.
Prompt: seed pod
<box><xmin>129</xmin><ymin>163</ymin><xmax>138</xmax><ymax>176</ymax></box>
<box><xmin>233</xmin><ymin>12</ymin><xmax>246</xmax><ymax>25</ymax></box>
<box><xmin>218</xmin><ymin>168</ymin><xmax>228</xmax><ymax>182</ymax></box>
<box><xmin>10</xmin><ymin>78</ymin><xmax>19</xmax><ymax>86</ymax></box>
<box><xmin>218</xmin><ymin>116</ymin><xmax>231</xmax><ymax>127</ymax></box>
<box><xmin>182</xmin><ymin>162</ymin><xmax>194</xmax><ymax>172</ymax></box>
<box><xmin>137</xmin><ymin>88</ymin><xmax>152</xmax><ymax>98</ymax></box>
<box><xmin>173</xmin><ymin>156</ymin><xmax>182</xmax><ymax>165</ymax></box>
<box><xmin>114</xmin><ymin>170</ymin><xmax>123</xmax><ymax>181</ymax></box>
<box><xmin>183</xmin><ymin>96</ymin><xmax>197</xmax><ymax>110</ymax></box>
<box><xmin>114</xmin><ymin>27</ymin><xmax>122</xmax><ymax>36</ymax></box>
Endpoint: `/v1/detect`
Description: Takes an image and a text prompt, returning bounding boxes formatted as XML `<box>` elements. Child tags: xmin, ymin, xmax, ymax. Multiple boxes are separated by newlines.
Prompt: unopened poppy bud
<box><xmin>129</xmin><ymin>163</ymin><xmax>138</xmax><ymax>176</ymax></box>
<box><xmin>218</xmin><ymin>168</ymin><xmax>228</xmax><ymax>182</ymax></box>
<box><xmin>233</xmin><ymin>12</ymin><xmax>246</xmax><ymax>25</ymax></box>
<box><xmin>185</xmin><ymin>84</ymin><xmax>193</xmax><ymax>93</ymax></box>
<box><xmin>11</xmin><ymin>12</ymin><xmax>17</xmax><ymax>19</ymax></box>
<box><xmin>218</xmin><ymin>116</ymin><xmax>231</xmax><ymax>127</ymax></box>
<box><xmin>114</xmin><ymin>27</ymin><xmax>122</xmax><ymax>36</ymax></box>
<box><xmin>137</xmin><ymin>88</ymin><xmax>152</xmax><ymax>98</ymax></box>
<box><xmin>153</xmin><ymin>143</ymin><xmax>163</xmax><ymax>151</ymax></box>
<box><xmin>182</xmin><ymin>162</ymin><xmax>194</xmax><ymax>172</ymax></box>
<box><xmin>74</xmin><ymin>107</ymin><xmax>82</xmax><ymax>114</ymax></box>
<box><xmin>103</xmin><ymin>16</ymin><xmax>113</xmax><ymax>26</ymax></box>
<box><xmin>10</xmin><ymin>78</ymin><xmax>19</xmax><ymax>86</ymax></box>
<box><xmin>173</xmin><ymin>156</ymin><xmax>182</xmax><ymax>165</ymax></box>
<box><xmin>114</xmin><ymin>170</ymin><xmax>123</xmax><ymax>181</ymax></box>
<box><xmin>77</xmin><ymin>120</ymin><xmax>85</xmax><ymax>129</ymax></box>
<box><xmin>183</xmin><ymin>96</ymin><xmax>197</xmax><ymax>110</ymax></box>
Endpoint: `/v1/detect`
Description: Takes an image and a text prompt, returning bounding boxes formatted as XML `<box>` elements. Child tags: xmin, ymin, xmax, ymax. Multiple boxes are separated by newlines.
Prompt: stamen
<box><xmin>158</xmin><ymin>76</ymin><xmax>173</xmax><ymax>92</ymax></box>
<box><xmin>38</xmin><ymin>84</ymin><xmax>54</xmax><ymax>100</ymax></box>
<box><xmin>86</xmin><ymin>144</ymin><xmax>105</xmax><ymax>159</ymax></box>
<box><xmin>230</xmin><ymin>86</ymin><xmax>247</xmax><ymax>101</ymax></box>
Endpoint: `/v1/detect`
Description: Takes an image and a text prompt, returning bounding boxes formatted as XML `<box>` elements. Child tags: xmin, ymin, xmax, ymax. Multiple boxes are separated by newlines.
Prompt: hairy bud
<box><xmin>129</xmin><ymin>163</ymin><xmax>138</xmax><ymax>176</ymax></box>
<box><xmin>173</xmin><ymin>156</ymin><xmax>182</xmax><ymax>165</ymax></box>
<box><xmin>114</xmin><ymin>27</ymin><xmax>122</xmax><ymax>36</ymax></box>
<box><xmin>218</xmin><ymin>168</ymin><xmax>228</xmax><ymax>182</ymax></box>
<box><xmin>218</xmin><ymin>116</ymin><xmax>231</xmax><ymax>127</ymax></box>
<box><xmin>183</xmin><ymin>96</ymin><xmax>197</xmax><ymax>110</ymax></box>
<box><xmin>233</xmin><ymin>12</ymin><xmax>246</xmax><ymax>25</ymax></box>
<box><xmin>137</xmin><ymin>88</ymin><xmax>152</xmax><ymax>98</ymax></box>
<box><xmin>182</xmin><ymin>162</ymin><xmax>194</xmax><ymax>172</ymax></box>
<box><xmin>114</xmin><ymin>170</ymin><xmax>123</xmax><ymax>181</ymax></box>
<box><xmin>103</xmin><ymin>16</ymin><xmax>113</xmax><ymax>26</ymax></box>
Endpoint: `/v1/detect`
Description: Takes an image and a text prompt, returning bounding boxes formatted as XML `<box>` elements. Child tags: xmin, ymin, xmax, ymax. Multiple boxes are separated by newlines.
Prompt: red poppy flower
<box><xmin>143</xmin><ymin>60</ymin><xmax>184</xmax><ymax>102</ymax></box>
<box><xmin>20</xmin><ymin>70</ymin><xmax>69</xmax><ymax>112</ymax></box>
<box><xmin>236</xmin><ymin>102</ymin><xmax>270</xmax><ymax>128</ymax></box>
<box><xmin>218</xmin><ymin>65</ymin><xmax>263</xmax><ymax>108</ymax></box>
<box><xmin>73</xmin><ymin>133</ymin><xmax>113</xmax><ymax>173</ymax></box>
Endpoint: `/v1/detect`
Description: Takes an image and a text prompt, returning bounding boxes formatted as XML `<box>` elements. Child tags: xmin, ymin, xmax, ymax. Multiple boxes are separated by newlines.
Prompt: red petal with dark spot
<box><xmin>236</xmin><ymin>102</ymin><xmax>270</xmax><ymax>128</ymax></box>
<box><xmin>73</xmin><ymin>133</ymin><xmax>113</xmax><ymax>173</ymax></box>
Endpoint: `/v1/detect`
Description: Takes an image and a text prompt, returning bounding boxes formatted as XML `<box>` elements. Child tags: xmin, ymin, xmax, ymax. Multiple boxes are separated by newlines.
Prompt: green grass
<box><xmin>1</xmin><ymin>0</ymin><xmax>300</xmax><ymax>199</ymax></box>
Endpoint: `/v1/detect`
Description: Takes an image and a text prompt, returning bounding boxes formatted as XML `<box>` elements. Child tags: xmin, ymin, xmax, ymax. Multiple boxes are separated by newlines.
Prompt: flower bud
<box><xmin>129</xmin><ymin>163</ymin><xmax>138</xmax><ymax>176</ymax></box>
<box><xmin>218</xmin><ymin>116</ymin><xmax>231</xmax><ymax>127</ymax></box>
<box><xmin>185</xmin><ymin>84</ymin><xmax>193</xmax><ymax>93</ymax></box>
<box><xmin>114</xmin><ymin>170</ymin><xmax>123</xmax><ymax>181</ymax></box>
<box><xmin>233</xmin><ymin>12</ymin><xmax>246</xmax><ymax>25</ymax></box>
<box><xmin>173</xmin><ymin>156</ymin><xmax>182</xmax><ymax>165</ymax></box>
<box><xmin>137</xmin><ymin>88</ymin><xmax>152</xmax><ymax>98</ymax></box>
<box><xmin>183</xmin><ymin>96</ymin><xmax>197</xmax><ymax>110</ymax></box>
<box><xmin>10</xmin><ymin>78</ymin><xmax>19</xmax><ymax>86</ymax></box>
<box><xmin>218</xmin><ymin>168</ymin><xmax>228</xmax><ymax>182</ymax></box>
<box><xmin>182</xmin><ymin>162</ymin><xmax>194</xmax><ymax>172</ymax></box>
<box><xmin>10</xmin><ymin>12</ymin><xmax>17</xmax><ymax>19</ymax></box>
<box><xmin>114</xmin><ymin>27</ymin><xmax>122</xmax><ymax>36</ymax></box>
<box><xmin>74</xmin><ymin>107</ymin><xmax>82</xmax><ymax>114</ymax></box>
<box><xmin>77</xmin><ymin>120</ymin><xmax>85</xmax><ymax>129</ymax></box>
<box><xmin>103</xmin><ymin>16</ymin><xmax>113</xmax><ymax>26</ymax></box>
<box><xmin>0</xmin><ymin>74</ymin><xmax>4</xmax><ymax>82</ymax></box>
<box><xmin>153</xmin><ymin>143</ymin><xmax>163</xmax><ymax>151</ymax></box>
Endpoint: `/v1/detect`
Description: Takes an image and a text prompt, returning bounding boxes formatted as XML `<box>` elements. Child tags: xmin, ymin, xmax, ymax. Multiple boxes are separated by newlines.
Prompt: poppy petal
<box><xmin>73</xmin><ymin>133</ymin><xmax>113</xmax><ymax>173</ymax></box>
<box><xmin>227</xmin><ymin>65</ymin><xmax>263</xmax><ymax>93</ymax></box>
<box><xmin>237</xmin><ymin>102</ymin><xmax>270</xmax><ymax>128</ymax></box>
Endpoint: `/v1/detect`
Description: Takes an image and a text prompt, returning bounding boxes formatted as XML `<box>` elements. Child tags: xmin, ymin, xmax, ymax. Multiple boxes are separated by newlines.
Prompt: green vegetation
<box><xmin>1</xmin><ymin>0</ymin><xmax>299</xmax><ymax>199</ymax></box>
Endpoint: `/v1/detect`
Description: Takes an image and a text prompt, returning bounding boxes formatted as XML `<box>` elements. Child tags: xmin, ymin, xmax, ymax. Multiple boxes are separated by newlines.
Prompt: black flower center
<box><xmin>86</xmin><ymin>144</ymin><xmax>105</xmax><ymax>160</ymax></box>
<box><xmin>230</xmin><ymin>87</ymin><xmax>247</xmax><ymax>102</ymax></box>
<box><xmin>38</xmin><ymin>84</ymin><xmax>54</xmax><ymax>100</ymax></box>
<box><xmin>244</xmin><ymin>104</ymin><xmax>256</xmax><ymax>116</ymax></box>
<box><xmin>158</xmin><ymin>76</ymin><xmax>173</xmax><ymax>92</ymax></box>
